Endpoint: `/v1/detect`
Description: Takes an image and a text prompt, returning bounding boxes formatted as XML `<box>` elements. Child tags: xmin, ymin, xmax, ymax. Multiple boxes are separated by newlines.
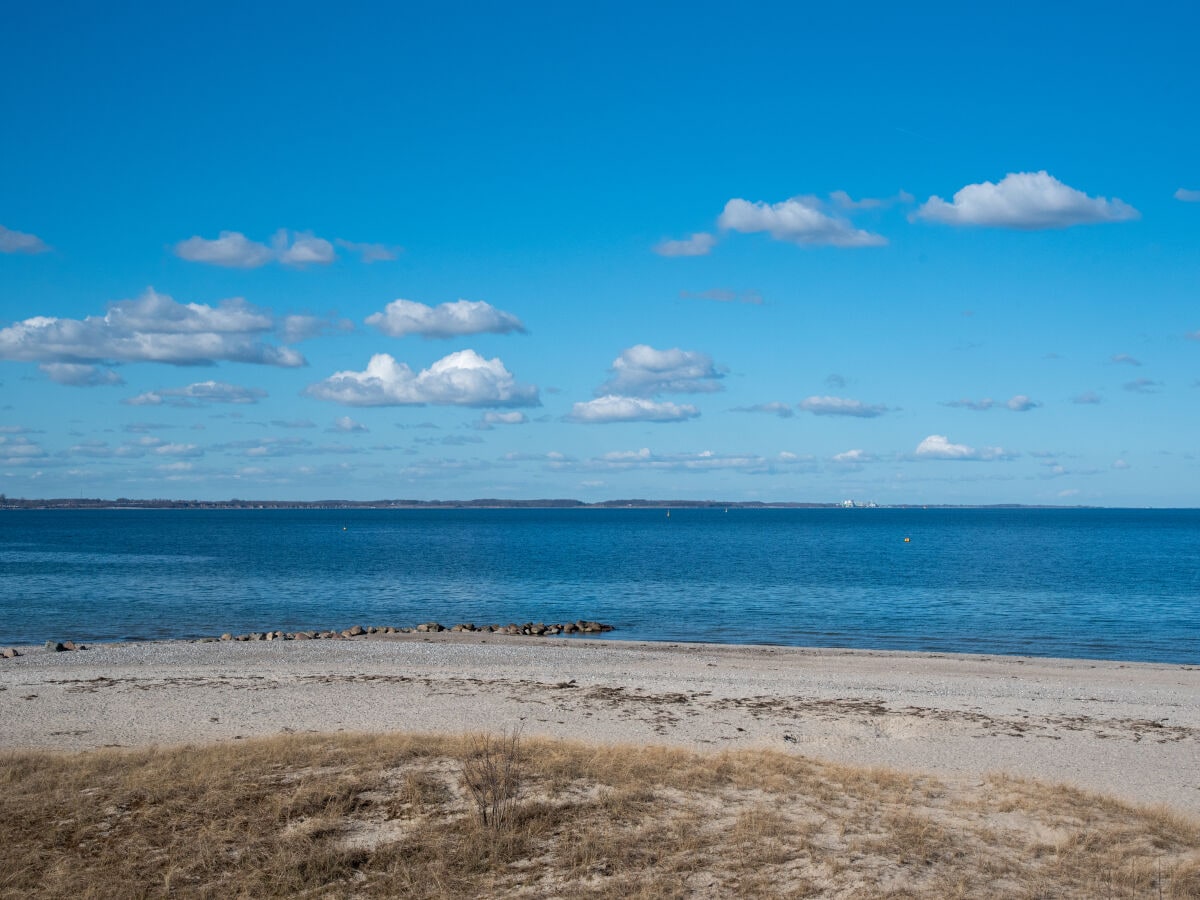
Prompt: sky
<box><xmin>1</xmin><ymin>1</ymin><xmax>1198</xmax><ymax>505</ymax></box>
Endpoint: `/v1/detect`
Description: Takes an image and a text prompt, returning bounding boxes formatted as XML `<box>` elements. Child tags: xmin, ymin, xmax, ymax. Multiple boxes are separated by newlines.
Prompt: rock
<box><xmin>265</xmin><ymin>632</ymin><xmax>276</xmax><ymax>641</ymax></box>
<box><xmin>293</xmin><ymin>631</ymin><xmax>311</xmax><ymax>641</ymax></box>
<box><xmin>220</xmin><ymin>633</ymin><xmax>233</xmax><ymax>641</ymax></box>
<box><xmin>383</xmin><ymin>626</ymin><xmax>396</xmax><ymax>634</ymax></box>
<box><xmin>45</xmin><ymin>641</ymin><xmax>65</xmax><ymax>652</ymax></box>
<box><xmin>347</xmin><ymin>625</ymin><xmax>365</xmax><ymax>636</ymax></box>
<box><xmin>62</xmin><ymin>640</ymin><xmax>77</xmax><ymax>651</ymax></box>
<box><xmin>562</xmin><ymin>622</ymin><xmax>577</xmax><ymax>633</ymax></box>
<box><xmin>2</xmin><ymin>647</ymin><xmax>19</xmax><ymax>659</ymax></box>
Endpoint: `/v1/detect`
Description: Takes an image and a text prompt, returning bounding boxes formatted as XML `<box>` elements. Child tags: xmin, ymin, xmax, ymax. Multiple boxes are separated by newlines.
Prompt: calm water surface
<box><xmin>1</xmin><ymin>508</ymin><xmax>1197</xmax><ymax>663</ymax></box>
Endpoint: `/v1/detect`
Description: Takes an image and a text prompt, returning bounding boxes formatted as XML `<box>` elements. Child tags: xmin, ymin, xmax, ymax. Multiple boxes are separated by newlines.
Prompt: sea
<box><xmin>1</xmin><ymin>507</ymin><xmax>1197</xmax><ymax>664</ymax></box>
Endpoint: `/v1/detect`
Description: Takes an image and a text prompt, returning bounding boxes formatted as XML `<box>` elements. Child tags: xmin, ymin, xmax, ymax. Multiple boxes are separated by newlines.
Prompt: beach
<box><xmin>3</xmin><ymin>633</ymin><xmax>1198</xmax><ymax>817</ymax></box>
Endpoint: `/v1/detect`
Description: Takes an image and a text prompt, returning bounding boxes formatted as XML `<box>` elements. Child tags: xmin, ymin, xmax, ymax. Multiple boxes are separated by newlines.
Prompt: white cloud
<box><xmin>798</xmin><ymin>395</ymin><xmax>888</xmax><ymax>417</ymax></box>
<box><xmin>334</xmin><ymin>239</ymin><xmax>403</xmax><ymax>262</ymax></box>
<box><xmin>832</xmin><ymin>448</ymin><xmax>875</xmax><ymax>463</ymax></box>
<box><xmin>174</xmin><ymin>231</ymin><xmax>275</xmax><ymax>268</ymax></box>
<box><xmin>0</xmin><ymin>288</ymin><xmax>305</xmax><ymax>368</ymax></box>
<box><xmin>306</xmin><ymin>350</ymin><xmax>539</xmax><ymax>408</ymax></box>
<box><xmin>153</xmin><ymin>442</ymin><xmax>203</xmax><ymax>458</ymax></box>
<box><xmin>329</xmin><ymin>416</ymin><xmax>368</xmax><ymax>433</ymax></box>
<box><xmin>1112</xmin><ymin>458</ymin><xmax>1130</xmax><ymax>470</ymax></box>
<box><xmin>914</xmin><ymin>434</ymin><xmax>1012</xmax><ymax>461</ymax></box>
<box><xmin>567</xmin><ymin>395</ymin><xmax>700</xmax><ymax>423</ymax></box>
<box><xmin>718</xmin><ymin>196</ymin><xmax>886</xmax><ymax>247</ymax></box>
<box><xmin>945</xmin><ymin>397</ymin><xmax>995</xmax><ymax>411</ymax></box>
<box><xmin>174</xmin><ymin>229</ymin><xmax>345</xmax><ymax>268</ymax></box>
<box><xmin>945</xmin><ymin>394</ymin><xmax>1039</xmax><ymax>412</ymax></box>
<box><xmin>278</xmin><ymin>314</ymin><xmax>353</xmax><ymax>343</ymax></box>
<box><xmin>1175</xmin><ymin>188</ymin><xmax>1200</xmax><ymax>203</ymax></box>
<box><xmin>1111</xmin><ymin>353</ymin><xmax>1141</xmax><ymax>366</ymax></box>
<box><xmin>731</xmin><ymin>402</ymin><xmax>794</xmax><ymax>418</ymax></box>
<box><xmin>0</xmin><ymin>224</ymin><xmax>50</xmax><ymax>254</ymax></box>
<box><xmin>273</xmin><ymin>230</ymin><xmax>335</xmax><ymax>266</ymax></box>
<box><xmin>125</xmin><ymin>381</ymin><xmax>267</xmax><ymax>407</ymax></box>
<box><xmin>599</xmin><ymin>344</ymin><xmax>724</xmax><ymax>396</ymax></box>
<box><xmin>914</xmin><ymin>172</ymin><xmax>1139</xmax><ymax>230</ymax></box>
<box><xmin>39</xmin><ymin>363</ymin><xmax>124</xmax><ymax>386</ymax></box>
<box><xmin>365</xmin><ymin>298</ymin><xmax>526</xmax><ymax>339</ymax></box>
<box><xmin>0</xmin><ymin>435</ymin><xmax>47</xmax><ymax>463</ymax></box>
<box><xmin>830</xmin><ymin>189</ymin><xmax>914</xmax><ymax>210</ymax></box>
<box><xmin>653</xmin><ymin>232</ymin><xmax>717</xmax><ymax>257</ymax></box>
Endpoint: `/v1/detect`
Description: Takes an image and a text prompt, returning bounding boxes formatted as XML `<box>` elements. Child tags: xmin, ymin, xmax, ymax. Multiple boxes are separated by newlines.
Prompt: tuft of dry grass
<box><xmin>0</xmin><ymin>732</ymin><xmax>1197</xmax><ymax>898</ymax></box>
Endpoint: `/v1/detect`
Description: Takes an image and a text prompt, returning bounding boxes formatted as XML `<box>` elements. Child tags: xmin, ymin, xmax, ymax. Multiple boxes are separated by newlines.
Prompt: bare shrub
<box><xmin>459</xmin><ymin>727</ymin><xmax>523</xmax><ymax>830</ymax></box>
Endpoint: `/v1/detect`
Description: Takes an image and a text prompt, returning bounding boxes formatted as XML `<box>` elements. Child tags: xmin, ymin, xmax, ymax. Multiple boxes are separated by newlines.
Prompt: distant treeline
<box><xmin>0</xmin><ymin>497</ymin><xmax>1083</xmax><ymax>510</ymax></box>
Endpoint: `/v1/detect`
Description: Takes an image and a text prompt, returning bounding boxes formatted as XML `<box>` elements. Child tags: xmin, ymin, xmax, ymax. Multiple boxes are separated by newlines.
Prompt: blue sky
<box><xmin>2</xmin><ymin>1</ymin><xmax>1198</xmax><ymax>504</ymax></box>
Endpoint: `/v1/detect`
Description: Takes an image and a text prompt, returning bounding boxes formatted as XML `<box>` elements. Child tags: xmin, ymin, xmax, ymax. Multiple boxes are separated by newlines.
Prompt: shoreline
<box><xmin>3</xmin><ymin>633</ymin><xmax>1198</xmax><ymax>817</ymax></box>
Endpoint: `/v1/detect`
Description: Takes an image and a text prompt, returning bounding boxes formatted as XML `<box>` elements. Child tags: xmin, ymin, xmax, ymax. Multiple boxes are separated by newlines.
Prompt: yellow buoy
<box><xmin>903</xmin><ymin>537</ymin><xmax>911</xmax><ymax>542</ymax></box>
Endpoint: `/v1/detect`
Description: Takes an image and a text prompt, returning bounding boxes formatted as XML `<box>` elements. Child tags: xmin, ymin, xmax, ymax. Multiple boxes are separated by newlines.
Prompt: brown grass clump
<box><xmin>0</xmin><ymin>732</ymin><xmax>1196</xmax><ymax>898</ymax></box>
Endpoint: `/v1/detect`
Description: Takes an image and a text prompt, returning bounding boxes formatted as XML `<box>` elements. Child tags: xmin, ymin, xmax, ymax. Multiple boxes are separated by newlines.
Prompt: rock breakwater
<box><xmin>217</xmin><ymin>620</ymin><xmax>614</xmax><ymax>643</ymax></box>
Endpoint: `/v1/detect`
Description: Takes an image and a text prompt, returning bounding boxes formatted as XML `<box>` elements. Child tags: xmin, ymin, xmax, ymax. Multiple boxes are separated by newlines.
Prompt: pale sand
<box><xmin>2</xmin><ymin>634</ymin><xmax>1198</xmax><ymax>816</ymax></box>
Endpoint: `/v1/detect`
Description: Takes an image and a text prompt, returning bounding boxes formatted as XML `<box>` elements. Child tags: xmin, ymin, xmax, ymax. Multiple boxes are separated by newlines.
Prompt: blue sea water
<box><xmin>0</xmin><ymin>508</ymin><xmax>1197</xmax><ymax>663</ymax></box>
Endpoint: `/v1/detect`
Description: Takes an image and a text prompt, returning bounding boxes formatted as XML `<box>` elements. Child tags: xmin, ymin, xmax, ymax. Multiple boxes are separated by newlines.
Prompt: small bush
<box><xmin>460</xmin><ymin>728</ymin><xmax>523</xmax><ymax>830</ymax></box>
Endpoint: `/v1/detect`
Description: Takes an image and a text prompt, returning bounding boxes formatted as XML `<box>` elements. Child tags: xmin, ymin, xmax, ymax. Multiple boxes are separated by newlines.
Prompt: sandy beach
<box><xmin>2</xmin><ymin>633</ymin><xmax>1198</xmax><ymax>817</ymax></box>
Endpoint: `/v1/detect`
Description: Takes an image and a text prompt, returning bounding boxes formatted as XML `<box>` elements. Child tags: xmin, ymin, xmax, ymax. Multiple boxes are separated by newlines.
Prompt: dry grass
<box><xmin>1</xmin><ymin>732</ymin><xmax>1197</xmax><ymax>898</ymax></box>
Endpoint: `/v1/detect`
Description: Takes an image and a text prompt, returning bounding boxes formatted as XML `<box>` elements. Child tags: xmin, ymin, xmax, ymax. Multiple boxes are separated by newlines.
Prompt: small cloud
<box><xmin>730</xmin><ymin>402</ymin><xmax>794</xmax><ymax>418</ymax></box>
<box><xmin>829</xmin><ymin>189</ymin><xmax>913</xmax><ymax>210</ymax></box>
<box><xmin>653</xmin><ymin>232</ymin><xmax>716</xmax><ymax>257</ymax></box>
<box><xmin>913</xmin><ymin>172</ymin><xmax>1139</xmax><ymax>230</ymax></box>
<box><xmin>480</xmin><ymin>411</ymin><xmax>527</xmax><ymax>427</ymax></box>
<box><xmin>272</xmin><ymin>230</ymin><xmax>335</xmax><ymax>266</ymax></box>
<box><xmin>39</xmin><ymin>363</ymin><xmax>123</xmax><ymax>386</ymax></box>
<box><xmin>944</xmin><ymin>398</ymin><xmax>995</xmax><ymax>411</ymax></box>
<box><xmin>271</xmin><ymin>419</ymin><xmax>316</xmax><ymax>429</ymax></box>
<box><xmin>832</xmin><ymin>448</ymin><xmax>875</xmax><ymax>463</ymax></box>
<box><xmin>718</xmin><ymin>196</ymin><xmax>886</xmax><ymax>247</ymax></box>
<box><xmin>1123</xmin><ymin>377</ymin><xmax>1161</xmax><ymax>394</ymax></box>
<box><xmin>1175</xmin><ymin>188</ymin><xmax>1200</xmax><ymax>203</ymax></box>
<box><xmin>914</xmin><ymin>434</ymin><xmax>1011</xmax><ymax>461</ymax></box>
<box><xmin>1112</xmin><ymin>458</ymin><xmax>1130</xmax><ymax>470</ymax></box>
<box><xmin>567</xmin><ymin>395</ymin><xmax>700</xmax><ymax>424</ymax></box>
<box><xmin>366</xmin><ymin>298</ymin><xmax>525</xmax><ymax>339</ymax></box>
<box><xmin>599</xmin><ymin>345</ymin><xmax>724</xmax><ymax>396</ymax></box>
<box><xmin>1072</xmin><ymin>391</ymin><xmax>1102</xmax><ymax>404</ymax></box>
<box><xmin>1006</xmin><ymin>395</ymin><xmax>1039</xmax><ymax>412</ymax></box>
<box><xmin>1111</xmin><ymin>353</ymin><xmax>1141</xmax><ymax>366</ymax></box>
<box><xmin>124</xmin><ymin>381</ymin><xmax>267</xmax><ymax>408</ymax></box>
<box><xmin>824</xmin><ymin>373</ymin><xmax>848</xmax><ymax>389</ymax></box>
<box><xmin>174</xmin><ymin>231</ymin><xmax>275</xmax><ymax>268</ymax></box>
<box><xmin>277</xmin><ymin>314</ymin><xmax>353</xmax><ymax>343</ymax></box>
<box><xmin>328</xmin><ymin>416</ymin><xmax>368</xmax><ymax>433</ymax></box>
<box><xmin>798</xmin><ymin>396</ymin><xmax>888</xmax><ymax>418</ymax></box>
<box><xmin>306</xmin><ymin>350</ymin><xmax>539</xmax><ymax>408</ymax></box>
<box><xmin>679</xmin><ymin>288</ymin><xmax>763</xmax><ymax>305</ymax></box>
<box><xmin>334</xmin><ymin>238</ymin><xmax>402</xmax><ymax>262</ymax></box>
<box><xmin>0</xmin><ymin>224</ymin><xmax>51</xmax><ymax>254</ymax></box>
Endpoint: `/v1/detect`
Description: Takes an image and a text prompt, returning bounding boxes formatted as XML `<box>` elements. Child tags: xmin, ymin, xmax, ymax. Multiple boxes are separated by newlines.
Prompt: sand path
<box><xmin>2</xmin><ymin>634</ymin><xmax>1197</xmax><ymax>816</ymax></box>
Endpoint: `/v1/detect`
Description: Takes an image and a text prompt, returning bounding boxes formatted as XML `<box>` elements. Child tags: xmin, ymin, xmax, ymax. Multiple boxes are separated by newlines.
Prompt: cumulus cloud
<box><xmin>1124</xmin><ymin>377</ymin><xmax>1161</xmax><ymax>394</ymax></box>
<box><xmin>333</xmin><ymin>239</ymin><xmax>403</xmax><ymax>262</ymax></box>
<box><xmin>124</xmin><ymin>380</ymin><xmax>267</xmax><ymax>407</ymax></box>
<box><xmin>718</xmin><ymin>196</ymin><xmax>886</xmax><ymax>247</ymax></box>
<box><xmin>599</xmin><ymin>345</ymin><xmax>724</xmax><ymax>396</ymax></box>
<box><xmin>39</xmin><ymin>363</ymin><xmax>124</xmax><ymax>386</ymax></box>
<box><xmin>306</xmin><ymin>350</ymin><xmax>539</xmax><ymax>408</ymax></box>
<box><xmin>798</xmin><ymin>396</ymin><xmax>888</xmax><ymax>417</ymax></box>
<box><xmin>731</xmin><ymin>402</ymin><xmax>794</xmax><ymax>418</ymax></box>
<box><xmin>832</xmin><ymin>448</ymin><xmax>875</xmax><ymax>463</ymax></box>
<box><xmin>329</xmin><ymin>416</ymin><xmax>368</xmax><ymax>433</ymax></box>
<box><xmin>0</xmin><ymin>435</ymin><xmax>47</xmax><ymax>464</ymax></box>
<box><xmin>0</xmin><ymin>224</ymin><xmax>50</xmax><ymax>254</ymax></box>
<box><xmin>1175</xmin><ymin>188</ymin><xmax>1200</xmax><ymax>203</ymax></box>
<box><xmin>679</xmin><ymin>288</ymin><xmax>764</xmax><ymax>305</ymax></box>
<box><xmin>174</xmin><ymin>229</ymin><xmax>350</xmax><ymax>268</ymax></box>
<box><xmin>914</xmin><ymin>434</ymin><xmax>1012</xmax><ymax>461</ymax></box>
<box><xmin>0</xmin><ymin>288</ymin><xmax>305</xmax><ymax>368</ymax></box>
<box><xmin>1005</xmin><ymin>395</ymin><xmax>1039</xmax><ymax>412</ymax></box>
<box><xmin>567</xmin><ymin>395</ymin><xmax>700</xmax><ymax>424</ymax></box>
<box><xmin>913</xmin><ymin>171</ymin><xmax>1139</xmax><ymax>230</ymax></box>
<box><xmin>365</xmin><ymin>298</ymin><xmax>526</xmax><ymax>339</ymax></box>
<box><xmin>653</xmin><ymin>232</ymin><xmax>717</xmax><ymax>257</ymax></box>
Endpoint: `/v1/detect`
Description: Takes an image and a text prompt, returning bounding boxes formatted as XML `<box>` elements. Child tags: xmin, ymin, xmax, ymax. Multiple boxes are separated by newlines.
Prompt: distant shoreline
<box><xmin>0</xmin><ymin>497</ymin><xmax>1106</xmax><ymax>511</ymax></box>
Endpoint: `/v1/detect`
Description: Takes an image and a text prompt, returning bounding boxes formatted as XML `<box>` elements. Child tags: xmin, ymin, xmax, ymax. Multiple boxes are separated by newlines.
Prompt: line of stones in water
<box><xmin>218</xmin><ymin>620</ymin><xmax>615</xmax><ymax>642</ymax></box>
